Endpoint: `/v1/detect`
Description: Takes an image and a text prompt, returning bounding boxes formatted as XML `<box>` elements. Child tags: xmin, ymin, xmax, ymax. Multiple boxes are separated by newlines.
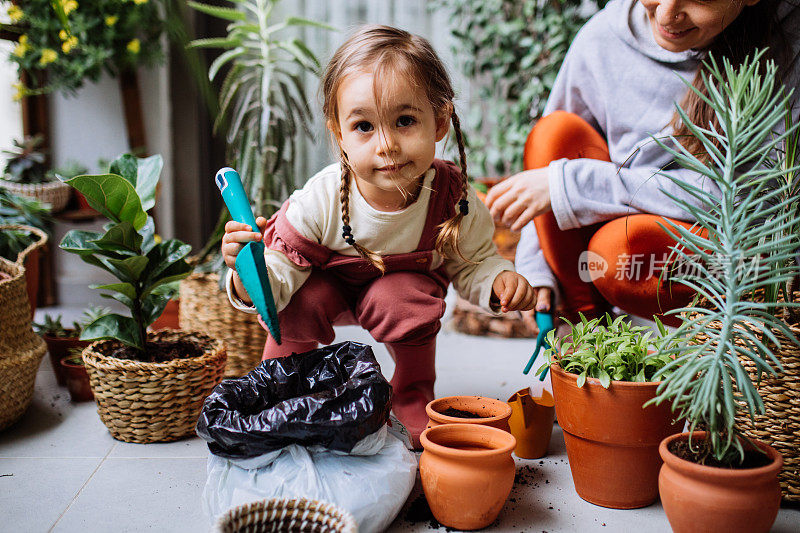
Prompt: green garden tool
<box><xmin>523</xmin><ymin>311</ymin><xmax>554</xmax><ymax>378</ymax></box>
<box><xmin>215</xmin><ymin>167</ymin><xmax>281</xmax><ymax>344</ymax></box>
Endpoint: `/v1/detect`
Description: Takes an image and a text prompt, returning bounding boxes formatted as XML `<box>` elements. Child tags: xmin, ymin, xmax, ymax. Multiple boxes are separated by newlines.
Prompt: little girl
<box><xmin>221</xmin><ymin>25</ymin><xmax>536</xmax><ymax>447</ymax></box>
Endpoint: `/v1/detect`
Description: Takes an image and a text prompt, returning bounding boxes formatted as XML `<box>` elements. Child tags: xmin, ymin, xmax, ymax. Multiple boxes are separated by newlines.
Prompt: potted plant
<box><xmin>59</xmin><ymin>349</ymin><xmax>93</xmax><ymax>402</ymax></box>
<box><xmin>1</xmin><ymin>135</ymin><xmax>72</xmax><ymax>213</ymax></box>
<box><xmin>59</xmin><ymin>152</ymin><xmax>226</xmax><ymax>443</ymax></box>
<box><xmin>0</xmin><ymin>188</ymin><xmax>52</xmax><ymax>313</ymax></box>
<box><xmin>537</xmin><ymin>313</ymin><xmax>682</xmax><ymax>508</ymax></box>
<box><xmin>177</xmin><ymin>0</ymin><xmax>329</xmax><ymax>377</ymax></box>
<box><xmin>649</xmin><ymin>52</ymin><xmax>799</xmax><ymax>532</ymax></box>
<box><xmin>33</xmin><ymin>305</ymin><xmax>110</xmax><ymax>385</ymax></box>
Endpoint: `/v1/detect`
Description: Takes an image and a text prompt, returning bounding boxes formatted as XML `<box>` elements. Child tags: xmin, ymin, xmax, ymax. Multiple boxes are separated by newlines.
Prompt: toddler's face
<box><xmin>334</xmin><ymin>69</ymin><xmax>448</xmax><ymax>208</ymax></box>
<box><xmin>639</xmin><ymin>0</ymin><xmax>758</xmax><ymax>52</ymax></box>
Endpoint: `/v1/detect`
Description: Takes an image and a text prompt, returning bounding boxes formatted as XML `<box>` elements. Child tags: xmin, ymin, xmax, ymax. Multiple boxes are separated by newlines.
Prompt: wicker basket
<box><xmin>1</xmin><ymin>180</ymin><xmax>72</xmax><ymax>213</ymax></box>
<box><xmin>180</xmin><ymin>272</ymin><xmax>266</xmax><ymax>377</ymax></box>
<box><xmin>82</xmin><ymin>329</ymin><xmax>226</xmax><ymax>443</ymax></box>
<box><xmin>0</xmin><ymin>227</ymin><xmax>48</xmax><ymax>430</ymax></box>
<box><xmin>690</xmin><ymin>298</ymin><xmax>800</xmax><ymax>502</ymax></box>
<box><xmin>215</xmin><ymin>498</ymin><xmax>358</xmax><ymax>533</ymax></box>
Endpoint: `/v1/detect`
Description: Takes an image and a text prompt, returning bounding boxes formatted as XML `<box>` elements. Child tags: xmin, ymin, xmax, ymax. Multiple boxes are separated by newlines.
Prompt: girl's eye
<box><xmin>354</xmin><ymin>121</ymin><xmax>373</xmax><ymax>133</ymax></box>
<box><xmin>397</xmin><ymin>115</ymin><xmax>416</xmax><ymax>127</ymax></box>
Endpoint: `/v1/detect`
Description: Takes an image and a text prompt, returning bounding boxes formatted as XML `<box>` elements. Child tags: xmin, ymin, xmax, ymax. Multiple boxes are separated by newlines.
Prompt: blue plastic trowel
<box><xmin>214</xmin><ymin>167</ymin><xmax>281</xmax><ymax>344</ymax></box>
<box><xmin>523</xmin><ymin>311</ymin><xmax>555</xmax><ymax>379</ymax></box>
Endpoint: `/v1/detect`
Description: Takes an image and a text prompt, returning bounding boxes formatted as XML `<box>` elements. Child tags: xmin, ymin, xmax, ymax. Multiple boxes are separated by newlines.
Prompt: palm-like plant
<box><xmin>650</xmin><ymin>50</ymin><xmax>800</xmax><ymax>465</ymax></box>
<box><xmin>187</xmin><ymin>0</ymin><xmax>331</xmax><ymax>259</ymax></box>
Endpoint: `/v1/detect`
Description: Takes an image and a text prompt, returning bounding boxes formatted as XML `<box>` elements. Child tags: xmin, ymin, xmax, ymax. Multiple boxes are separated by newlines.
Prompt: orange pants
<box><xmin>527</xmin><ymin>111</ymin><xmax>695</xmax><ymax>326</ymax></box>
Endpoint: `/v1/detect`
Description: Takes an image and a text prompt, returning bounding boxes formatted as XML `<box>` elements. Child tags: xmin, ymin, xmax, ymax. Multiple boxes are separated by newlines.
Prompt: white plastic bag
<box><xmin>203</xmin><ymin>425</ymin><xmax>417</xmax><ymax>533</ymax></box>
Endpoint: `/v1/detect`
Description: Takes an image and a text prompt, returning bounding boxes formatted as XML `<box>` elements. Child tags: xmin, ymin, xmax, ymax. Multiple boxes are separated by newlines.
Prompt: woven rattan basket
<box><xmin>180</xmin><ymin>272</ymin><xmax>266</xmax><ymax>377</ymax></box>
<box><xmin>82</xmin><ymin>329</ymin><xmax>226</xmax><ymax>443</ymax></box>
<box><xmin>690</xmin><ymin>298</ymin><xmax>800</xmax><ymax>502</ymax></box>
<box><xmin>0</xmin><ymin>225</ymin><xmax>49</xmax><ymax>430</ymax></box>
<box><xmin>1</xmin><ymin>180</ymin><xmax>72</xmax><ymax>213</ymax></box>
<box><xmin>215</xmin><ymin>498</ymin><xmax>358</xmax><ymax>533</ymax></box>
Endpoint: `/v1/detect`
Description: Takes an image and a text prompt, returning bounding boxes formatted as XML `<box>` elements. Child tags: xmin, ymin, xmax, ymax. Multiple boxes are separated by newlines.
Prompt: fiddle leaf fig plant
<box><xmin>59</xmin><ymin>154</ymin><xmax>193</xmax><ymax>355</ymax></box>
<box><xmin>538</xmin><ymin>313</ymin><xmax>677</xmax><ymax>388</ymax></box>
<box><xmin>649</xmin><ymin>51</ymin><xmax>800</xmax><ymax>465</ymax></box>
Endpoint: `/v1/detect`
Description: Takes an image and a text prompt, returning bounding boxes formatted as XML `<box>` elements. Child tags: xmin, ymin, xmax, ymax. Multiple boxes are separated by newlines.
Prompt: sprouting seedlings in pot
<box><xmin>536</xmin><ymin>313</ymin><xmax>679</xmax><ymax>388</ymax></box>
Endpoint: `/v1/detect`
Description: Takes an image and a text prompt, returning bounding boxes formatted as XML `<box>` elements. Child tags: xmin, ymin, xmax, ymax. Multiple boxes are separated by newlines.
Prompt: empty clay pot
<box><xmin>426</xmin><ymin>396</ymin><xmax>512</xmax><ymax>432</ymax></box>
<box><xmin>659</xmin><ymin>432</ymin><xmax>783</xmax><ymax>533</ymax></box>
<box><xmin>60</xmin><ymin>358</ymin><xmax>94</xmax><ymax>402</ymax></box>
<box><xmin>551</xmin><ymin>363</ymin><xmax>682</xmax><ymax>509</ymax></box>
<box><xmin>44</xmin><ymin>334</ymin><xmax>89</xmax><ymax>386</ymax></box>
<box><xmin>420</xmin><ymin>423</ymin><xmax>516</xmax><ymax>530</ymax></box>
<box><xmin>507</xmin><ymin>387</ymin><xmax>555</xmax><ymax>459</ymax></box>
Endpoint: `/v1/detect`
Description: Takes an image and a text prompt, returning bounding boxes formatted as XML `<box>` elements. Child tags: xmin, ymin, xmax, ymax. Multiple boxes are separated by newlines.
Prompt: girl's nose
<box><xmin>656</xmin><ymin>0</ymin><xmax>684</xmax><ymax>26</ymax></box>
<box><xmin>377</xmin><ymin>129</ymin><xmax>400</xmax><ymax>156</ymax></box>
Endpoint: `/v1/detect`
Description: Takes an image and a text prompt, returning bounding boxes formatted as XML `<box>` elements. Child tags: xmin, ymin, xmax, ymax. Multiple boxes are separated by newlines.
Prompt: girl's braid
<box><xmin>435</xmin><ymin>110</ymin><xmax>473</xmax><ymax>263</ymax></box>
<box><xmin>338</xmin><ymin>153</ymin><xmax>386</xmax><ymax>272</ymax></box>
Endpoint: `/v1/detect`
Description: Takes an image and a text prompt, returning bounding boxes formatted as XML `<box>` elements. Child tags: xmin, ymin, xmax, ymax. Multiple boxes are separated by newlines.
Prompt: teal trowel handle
<box><xmin>522</xmin><ymin>311</ymin><xmax>555</xmax><ymax>377</ymax></box>
<box><xmin>215</xmin><ymin>167</ymin><xmax>259</xmax><ymax>231</ymax></box>
<box><xmin>214</xmin><ymin>167</ymin><xmax>282</xmax><ymax>345</ymax></box>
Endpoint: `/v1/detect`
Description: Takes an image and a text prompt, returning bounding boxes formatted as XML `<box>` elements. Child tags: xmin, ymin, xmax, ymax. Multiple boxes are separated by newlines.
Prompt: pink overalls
<box><xmin>258</xmin><ymin>160</ymin><xmax>463</xmax><ymax>443</ymax></box>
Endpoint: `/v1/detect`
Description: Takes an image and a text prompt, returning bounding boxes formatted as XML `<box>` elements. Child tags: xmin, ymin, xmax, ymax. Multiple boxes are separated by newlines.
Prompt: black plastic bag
<box><xmin>196</xmin><ymin>341</ymin><xmax>392</xmax><ymax>459</ymax></box>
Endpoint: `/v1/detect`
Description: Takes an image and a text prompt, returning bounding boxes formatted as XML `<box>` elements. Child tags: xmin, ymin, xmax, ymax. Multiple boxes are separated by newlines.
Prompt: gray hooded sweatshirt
<box><xmin>515</xmin><ymin>0</ymin><xmax>800</xmax><ymax>292</ymax></box>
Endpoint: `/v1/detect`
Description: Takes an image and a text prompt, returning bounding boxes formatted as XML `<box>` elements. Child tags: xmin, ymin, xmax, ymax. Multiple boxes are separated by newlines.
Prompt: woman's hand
<box><xmin>491</xmin><ymin>271</ymin><xmax>537</xmax><ymax>313</ymax></box>
<box><xmin>485</xmin><ymin>167</ymin><xmax>551</xmax><ymax>231</ymax></box>
<box><xmin>221</xmin><ymin>217</ymin><xmax>268</xmax><ymax>303</ymax></box>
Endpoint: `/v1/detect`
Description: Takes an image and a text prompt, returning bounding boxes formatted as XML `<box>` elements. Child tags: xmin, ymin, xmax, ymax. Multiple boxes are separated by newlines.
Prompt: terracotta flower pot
<box><xmin>426</xmin><ymin>396</ymin><xmax>512</xmax><ymax>432</ymax></box>
<box><xmin>150</xmin><ymin>299</ymin><xmax>180</xmax><ymax>331</ymax></box>
<box><xmin>60</xmin><ymin>358</ymin><xmax>94</xmax><ymax>402</ymax></box>
<box><xmin>659</xmin><ymin>432</ymin><xmax>783</xmax><ymax>533</ymax></box>
<box><xmin>43</xmin><ymin>333</ymin><xmax>89</xmax><ymax>386</ymax></box>
<box><xmin>420</xmin><ymin>423</ymin><xmax>516</xmax><ymax>530</ymax></box>
<box><xmin>550</xmin><ymin>363</ymin><xmax>682</xmax><ymax>509</ymax></box>
<box><xmin>507</xmin><ymin>388</ymin><xmax>555</xmax><ymax>459</ymax></box>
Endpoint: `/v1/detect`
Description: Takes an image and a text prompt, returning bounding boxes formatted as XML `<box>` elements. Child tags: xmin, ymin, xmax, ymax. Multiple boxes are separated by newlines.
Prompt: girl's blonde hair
<box><xmin>321</xmin><ymin>25</ymin><xmax>471</xmax><ymax>273</ymax></box>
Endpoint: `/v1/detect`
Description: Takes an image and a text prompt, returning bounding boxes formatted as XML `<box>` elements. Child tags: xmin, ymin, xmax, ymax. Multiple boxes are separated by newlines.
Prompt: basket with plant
<box><xmin>0</xmin><ymin>135</ymin><xmax>71</xmax><ymax>212</ymax></box>
<box><xmin>538</xmin><ymin>312</ymin><xmax>682</xmax><ymax>509</ymax></box>
<box><xmin>59</xmin><ymin>152</ymin><xmax>226</xmax><ymax>443</ymax></box>
<box><xmin>649</xmin><ymin>51</ymin><xmax>799</xmax><ymax>531</ymax></box>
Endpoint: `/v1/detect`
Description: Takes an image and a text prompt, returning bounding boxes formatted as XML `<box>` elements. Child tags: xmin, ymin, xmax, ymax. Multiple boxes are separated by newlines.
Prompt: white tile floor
<box><xmin>2</xmin><ymin>306</ymin><xmax>798</xmax><ymax>533</ymax></box>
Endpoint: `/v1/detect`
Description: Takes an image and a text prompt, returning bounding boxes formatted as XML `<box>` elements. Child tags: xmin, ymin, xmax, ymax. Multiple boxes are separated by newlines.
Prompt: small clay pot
<box><xmin>507</xmin><ymin>388</ymin><xmax>555</xmax><ymax>459</ymax></box>
<box><xmin>426</xmin><ymin>396</ymin><xmax>512</xmax><ymax>432</ymax></box>
<box><xmin>150</xmin><ymin>299</ymin><xmax>180</xmax><ymax>331</ymax></box>
<box><xmin>60</xmin><ymin>358</ymin><xmax>94</xmax><ymax>402</ymax></box>
<box><xmin>551</xmin><ymin>363</ymin><xmax>682</xmax><ymax>509</ymax></box>
<box><xmin>43</xmin><ymin>333</ymin><xmax>89</xmax><ymax>386</ymax></box>
<box><xmin>420</xmin><ymin>423</ymin><xmax>516</xmax><ymax>530</ymax></box>
<box><xmin>659</xmin><ymin>432</ymin><xmax>783</xmax><ymax>533</ymax></box>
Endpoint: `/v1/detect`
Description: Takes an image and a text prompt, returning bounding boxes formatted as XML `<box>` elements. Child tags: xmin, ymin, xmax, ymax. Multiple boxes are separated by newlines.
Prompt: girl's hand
<box><xmin>221</xmin><ymin>217</ymin><xmax>268</xmax><ymax>270</ymax></box>
<box><xmin>521</xmin><ymin>286</ymin><xmax>553</xmax><ymax>334</ymax></box>
<box><xmin>491</xmin><ymin>271</ymin><xmax>536</xmax><ymax>313</ymax></box>
<box><xmin>485</xmin><ymin>167</ymin><xmax>551</xmax><ymax>231</ymax></box>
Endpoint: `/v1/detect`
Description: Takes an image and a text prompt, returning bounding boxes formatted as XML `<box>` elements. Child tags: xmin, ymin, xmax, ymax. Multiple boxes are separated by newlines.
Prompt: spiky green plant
<box><xmin>650</xmin><ymin>50</ymin><xmax>800</xmax><ymax>465</ymax></box>
<box><xmin>187</xmin><ymin>0</ymin><xmax>332</xmax><ymax>260</ymax></box>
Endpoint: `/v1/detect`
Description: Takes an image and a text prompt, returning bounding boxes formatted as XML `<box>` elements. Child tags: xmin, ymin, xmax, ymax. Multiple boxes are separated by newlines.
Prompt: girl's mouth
<box><xmin>376</xmin><ymin>162</ymin><xmax>410</xmax><ymax>172</ymax></box>
<box><xmin>656</xmin><ymin>23</ymin><xmax>695</xmax><ymax>40</ymax></box>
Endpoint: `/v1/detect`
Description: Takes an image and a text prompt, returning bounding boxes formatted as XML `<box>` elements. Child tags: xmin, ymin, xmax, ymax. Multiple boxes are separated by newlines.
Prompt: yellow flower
<box><xmin>12</xmin><ymin>82</ymin><xmax>26</xmax><ymax>102</ymax></box>
<box><xmin>133</xmin><ymin>0</ymin><xmax>148</xmax><ymax>4</ymax></box>
<box><xmin>62</xmin><ymin>0</ymin><xmax>78</xmax><ymax>15</ymax></box>
<box><xmin>105</xmin><ymin>15</ymin><xmax>118</xmax><ymax>26</ymax></box>
<box><xmin>13</xmin><ymin>38</ymin><xmax>30</xmax><ymax>58</ymax></box>
<box><xmin>127</xmin><ymin>39</ymin><xmax>140</xmax><ymax>54</ymax></box>
<box><xmin>39</xmin><ymin>49</ymin><xmax>58</xmax><ymax>66</ymax></box>
<box><xmin>7</xmin><ymin>5</ymin><xmax>23</xmax><ymax>22</ymax></box>
<box><xmin>19</xmin><ymin>35</ymin><xmax>28</xmax><ymax>45</ymax></box>
<box><xmin>62</xmin><ymin>36</ymin><xmax>78</xmax><ymax>53</ymax></box>
<box><xmin>59</xmin><ymin>29</ymin><xmax>69</xmax><ymax>41</ymax></box>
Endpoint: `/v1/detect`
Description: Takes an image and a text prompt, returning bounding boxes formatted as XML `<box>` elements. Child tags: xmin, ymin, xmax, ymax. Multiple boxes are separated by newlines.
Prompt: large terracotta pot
<box><xmin>659</xmin><ymin>432</ymin><xmax>783</xmax><ymax>533</ymax></box>
<box><xmin>426</xmin><ymin>395</ymin><xmax>512</xmax><ymax>432</ymax></box>
<box><xmin>551</xmin><ymin>363</ymin><xmax>682</xmax><ymax>508</ymax></box>
<box><xmin>420</xmin><ymin>423</ymin><xmax>516</xmax><ymax>530</ymax></box>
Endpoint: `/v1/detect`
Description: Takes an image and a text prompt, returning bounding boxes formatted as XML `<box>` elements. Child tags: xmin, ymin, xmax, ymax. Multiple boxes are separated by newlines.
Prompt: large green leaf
<box><xmin>65</xmin><ymin>174</ymin><xmax>148</xmax><ymax>230</ymax></box>
<box><xmin>80</xmin><ymin>314</ymin><xmax>143</xmax><ymax>350</ymax></box>
<box><xmin>93</xmin><ymin>222</ymin><xmax>142</xmax><ymax>255</ymax></box>
<box><xmin>59</xmin><ymin>230</ymin><xmax>103</xmax><ymax>254</ymax></box>
<box><xmin>90</xmin><ymin>282</ymin><xmax>137</xmax><ymax>303</ymax></box>
<box><xmin>142</xmin><ymin>293</ymin><xmax>172</xmax><ymax>326</ymax></box>
<box><xmin>109</xmin><ymin>155</ymin><xmax>138</xmax><ymax>188</ymax></box>
<box><xmin>136</xmin><ymin>155</ymin><xmax>163</xmax><ymax>213</ymax></box>
<box><xmin>146</xmin><ymin>240</ymin><xmax>192</xmax><ymax>281</ymax></box>
<box><xmin>105</xmin><ymin>256</ymin><xmax>149</xmax><ymax>283</ymax></box>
